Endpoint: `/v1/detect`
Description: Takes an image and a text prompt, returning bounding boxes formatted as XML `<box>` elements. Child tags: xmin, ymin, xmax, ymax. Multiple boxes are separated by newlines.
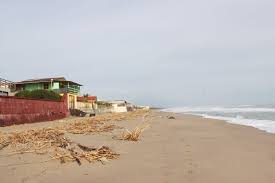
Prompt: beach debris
<box><xmin>120</xmin><ymin>124</ymin><xmax>150</xmax><ymax>141</ymax></box>
<box><xmin>53</xmin><ymin>145</ymin><xmax>118</xmax><ymax>165</ymax></box>
<box><xmin>59</xmin><ymin>109</ymin><xmax>150</xmax><ymax>135</ymax></box>
<box><xmin>70</xmin><ymin>109</ymin><xmax>89</xmax><ymax>117</ymax></box>
<box><xmin>62</xmin><ymin>120</ymin><xmax>119</xmax><ymax>135</ymax></box>
<box><xmin>168</xmin><ymin>116</ymin><xmax>176</xmax><ymax>119</ymax></box>
<box><xmin>69</xmin><ymin>109</ymin><xmax>96</xmax><ymax>117</ymax></box>
<box><xmin>93</xmin><ymin>109</ymin><xmax>151</xmax><ymax>122</ymax></box>
<box><xmin>0</xmin><ymin>110</ymin><xmax>150</xmax><ymax>165</ymax></box>
<box><xmin>0</xmin><ymin>140</ymin><xmax>10</xmax><ymax>150</ymax></box>
<box><xmin>0</xmin><ymin>128</ymin><xmax>119</xmax><ymax>165</ymax></box>
<box><xmin>77</xmin><ymin>144</ymin><xmax>97</xmax><ymax>151</ymax></box>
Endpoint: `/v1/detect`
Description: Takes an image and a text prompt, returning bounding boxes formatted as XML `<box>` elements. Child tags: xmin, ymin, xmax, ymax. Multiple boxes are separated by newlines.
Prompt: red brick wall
<box><xmin>0</xmin><ymin>94</ymin><xmax>69</xmax><ymax>126</ymax></box>
<box><xmin>77</xmin><ymin>96</ymin><xmax>97</xmax><ymax>103</ymax></box>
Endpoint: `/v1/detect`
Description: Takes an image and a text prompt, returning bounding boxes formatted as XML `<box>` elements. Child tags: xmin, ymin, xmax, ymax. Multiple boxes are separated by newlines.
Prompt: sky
<box><xmin>1</xmin><ymin>0</ymin><xmax>275</xmax><ymax>107</ymax></box>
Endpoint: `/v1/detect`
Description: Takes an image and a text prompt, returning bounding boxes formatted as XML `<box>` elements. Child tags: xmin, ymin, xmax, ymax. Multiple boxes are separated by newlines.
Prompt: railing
<box><xmin>52</xmin><ymin>86</ymin><xmax>80</xmax><ymax>94</ymax></box>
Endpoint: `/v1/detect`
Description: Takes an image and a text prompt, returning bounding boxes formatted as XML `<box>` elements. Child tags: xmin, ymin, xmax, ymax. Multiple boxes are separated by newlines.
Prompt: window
<box><xmin>0</xmin><ymin>91</ymin><xmax>8</xmax><ymax>96</ymax></box>
<box><xmin>44</xmin><ymin>83</ymin><xmax>49</xmax><ymax>89</ymax></box>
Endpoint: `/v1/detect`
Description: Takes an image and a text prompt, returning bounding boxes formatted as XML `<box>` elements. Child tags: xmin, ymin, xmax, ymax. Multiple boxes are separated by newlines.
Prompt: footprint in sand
<box><xmin>21</xmin><ymin>176</ymin><xmax>30</xmax><ymax>183</ymax></box>
<box><xmin>182</xmin><ymin>144</ymin><xmax>198</xmax><ymax>178</ymax></box>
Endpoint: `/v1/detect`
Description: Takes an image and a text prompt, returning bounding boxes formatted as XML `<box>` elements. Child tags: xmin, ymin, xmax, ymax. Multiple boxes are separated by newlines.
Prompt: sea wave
<box><xmin>162</xmin><ymin>107</ymin><xmax>275</xmax><ymax>113</ymax></box>
<box><xmin>200</xmin><ymin>114</ymin><xmax>275</xmax><ymax>133</ymax></box>
<box><xmin>162</xmin><ymin>107</ymin><xmax>275</xmax><ymax>133</ymax></box>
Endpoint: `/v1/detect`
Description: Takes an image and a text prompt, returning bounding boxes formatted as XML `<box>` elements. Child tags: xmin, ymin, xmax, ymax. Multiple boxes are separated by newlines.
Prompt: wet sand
<box><xmin>1</xmin><ymin>111</ymin><xmax>275</xmax><ymax>183</ymax></box>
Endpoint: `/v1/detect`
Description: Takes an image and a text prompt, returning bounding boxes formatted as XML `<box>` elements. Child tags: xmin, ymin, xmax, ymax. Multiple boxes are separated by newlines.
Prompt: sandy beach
<box><xmin>1</xmin><ymin>110</ymin><xmax>275</xmax><ymax>183</ymax></box>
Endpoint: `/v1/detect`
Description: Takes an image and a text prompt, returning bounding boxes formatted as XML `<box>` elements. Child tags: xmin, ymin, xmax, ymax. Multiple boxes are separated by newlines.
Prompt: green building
<box><xmin>14</xmin><ymin>77</ymin><xmax>82</xmax><ymax>109</ymax></box>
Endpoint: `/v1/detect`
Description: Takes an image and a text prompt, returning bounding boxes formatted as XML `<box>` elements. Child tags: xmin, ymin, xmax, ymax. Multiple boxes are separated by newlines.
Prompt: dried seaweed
<box><xmin>57</xmin><ymin>110</ymin><xmax>150</xmax><ymax>135</ymax></box>
<box><xmin>63</xmin><ymin>121</ymin><xmax>119</xmax><ymax>135</ymax></box>
<box><xmin>93</xmin><ymin>109</ymin><xmax>150</xmax><ymax>122</ymax></box>
<box><xmin>0</xmin><ymin>128</ymin><xmax>119</xmax><ymax>165</ymax></box>
<box><xmin>120</xmin><ymin>124</ymin><xmax>150</xmax><ymax>141</ymax></box>
<box><xmin>0</xmin><ymin>110</ymin><xmax>149</xmax><ymax>165</ymax></box>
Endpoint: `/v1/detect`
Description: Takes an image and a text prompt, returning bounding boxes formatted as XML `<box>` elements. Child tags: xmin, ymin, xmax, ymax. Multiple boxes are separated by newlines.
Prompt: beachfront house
<box><xmin>77</xmin><ymin>95</ymin><xmax>98</xmax><ymax>113</ymax></box>
<box><xmin>14</xmin><ymin>77</ymin><xmax>82</xmax><ymax>109</ymax></box>
<box><xmin>110</xmin><ymin>100</ymin><xmax>128</xmax><ymax>113</ymax></box>
<box><xmin>97</xmin><ymin>100</ymin><xmax>129</xmax><ymax>113</ymax></box>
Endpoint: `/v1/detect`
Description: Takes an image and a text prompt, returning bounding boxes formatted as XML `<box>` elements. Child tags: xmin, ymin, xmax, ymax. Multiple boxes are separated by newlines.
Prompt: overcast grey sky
<box><xmin>1</xmin><ymin>0</ymin><xmax>275</xmax><ymax>107</ymax></box>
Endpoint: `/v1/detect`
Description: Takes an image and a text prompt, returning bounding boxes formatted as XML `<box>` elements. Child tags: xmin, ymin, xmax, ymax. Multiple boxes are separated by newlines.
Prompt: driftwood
<box><xmin>0</xmin><ymin>140</ymin><xmax>10</xmax><ymax>150</ymax></box>
<box><xmin>68</xmin><ymin>149</ymin><xmax>82</xmax><ymax>166</ymax></box>
<box><xmin>0</xmin><ymin>128</ymin><xmax>119</xmax><ymax>165</ymax></box>
<box><xmin>168</xmin><ymin>116</ymin><xmax>176</xmax><ymax>119</ymax></box>
<box><xmin>77</xmin><ymin>144</ymin><xmax>97</xmax><ymax>152</ymax></box>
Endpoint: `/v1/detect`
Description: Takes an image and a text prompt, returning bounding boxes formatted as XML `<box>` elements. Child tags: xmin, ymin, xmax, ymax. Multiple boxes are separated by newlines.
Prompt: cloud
<box><xmin>1</xmin><ymin>0</ymin><xmax>275</xmax><ymax>106</ymax></box>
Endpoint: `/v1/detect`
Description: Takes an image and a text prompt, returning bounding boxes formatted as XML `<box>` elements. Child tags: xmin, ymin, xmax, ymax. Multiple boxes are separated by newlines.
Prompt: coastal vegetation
<box><xmin>15</xmin><ymin>89</ymin><xmax>62</xmax><ymax>101</ymax></box>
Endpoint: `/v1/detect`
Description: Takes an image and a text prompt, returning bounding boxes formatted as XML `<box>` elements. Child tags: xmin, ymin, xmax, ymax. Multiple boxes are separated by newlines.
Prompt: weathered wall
<box><xmin>0</xmin><ymin>95</ymin><xmax>69</xmax><ymax>126</ymax></box>
<box><xmin>77</xmin><ymin>101</ymin><xmax>97</xmax><ymax>113</ymax></box>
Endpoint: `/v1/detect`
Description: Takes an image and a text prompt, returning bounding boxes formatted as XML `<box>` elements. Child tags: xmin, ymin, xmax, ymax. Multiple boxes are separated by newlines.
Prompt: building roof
<box><xmin>98</xmin><ymin>100</ymin><xmax>127</xmax><ymax>104</ymax></box>
<box><xmin>15</xmin><ymin>77</ymin><xmax>82</xmax><ymax>86</ymax></box>
<box><xmin>77</xmin><ymin>96</ymin><xmax>97</xmax><ymax>102</ymax></box>
<box><xmin>0</xmin><ymin>78</ymin><xmax>15</xmax><ymax>88</ymax></box>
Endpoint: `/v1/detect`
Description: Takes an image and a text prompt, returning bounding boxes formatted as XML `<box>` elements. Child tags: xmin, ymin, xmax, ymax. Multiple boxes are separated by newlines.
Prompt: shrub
<box><xmin>14</xmin><ymin>90</ymin><xmax>32</xmax><ymax>98</ymax></box>
<box><xmin>15</xmin><ymin>90</ymin><xmax>62</xmax><ymax>101</ymax></box>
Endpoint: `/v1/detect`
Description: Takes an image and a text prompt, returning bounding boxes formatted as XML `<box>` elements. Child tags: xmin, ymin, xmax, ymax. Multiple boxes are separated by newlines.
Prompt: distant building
<box><xmin>77</xmin><ymin>96</ymin><xmax>97</xmax><ymax>103</ymax></box>
<box><xmin>77</xmin><ymin>96</ymin><xmax>98</xmax><ymax>114</ymax></box>
<box><xmin>0</xmin><ymin>87</ymin><xmax>10</xmax><ymax>96</ymax></box>
<box><xmin>0</xmin><ymin>78</ymin><xmax>15</xmax><ymax>96</ymax></box>
<box><xmin>97</xmin><ymin>100</ymin><xmax>128</xmax><ymax>113</ymax></box>
<box><xmin>109</xmin><ymin>100</ymin><xmax>128</xmax><ymax>113</ymax></box>
<box><xmin>14</xmin><ymin>77</ymin><xmax>82</xmax><ymax>109</ymax></box>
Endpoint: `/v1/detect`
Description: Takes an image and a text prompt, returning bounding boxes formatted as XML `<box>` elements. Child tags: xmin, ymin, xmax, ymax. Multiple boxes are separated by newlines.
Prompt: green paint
<box><xmin>52</xmin><ymin>82</ymin><xmax>59</xmax><ymax>89</ymax></box>
<box><xmin>22</xmin><ymin>82</ymin><xmax>80</xmax><ymax>94</ymax></box>
<box><xmin>24</xmin><ymin>83</ymin><xmax>44</xmax><ymax>91</ymax></box>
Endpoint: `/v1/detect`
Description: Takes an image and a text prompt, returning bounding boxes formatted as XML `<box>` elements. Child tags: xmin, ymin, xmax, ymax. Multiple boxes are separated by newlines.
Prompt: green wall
<box><xmin>24</xmin><ymin>83</ymin><xmax>44</xmax><ymax>91</ymax></box>
<box><xmin>24</xmin><ymin>82</ymin><xmax>60</xmax><ymax>91</ymax></box>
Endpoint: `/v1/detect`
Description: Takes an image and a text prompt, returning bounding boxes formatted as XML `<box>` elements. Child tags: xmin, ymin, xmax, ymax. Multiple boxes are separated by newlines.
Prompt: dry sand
<box><xmin>1</xmin><ymin>110</ymin><xmax>275</xmax><ymax>183</ymax></box>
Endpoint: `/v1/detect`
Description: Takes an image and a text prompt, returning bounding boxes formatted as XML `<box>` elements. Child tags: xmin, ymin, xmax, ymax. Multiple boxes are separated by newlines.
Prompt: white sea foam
<box><xmin>162</xmin><ymin>107</ymin><xmax>275</xmax><ymax>113</ymax></box>
<box><xmin>200</xmin><ymin>114</ymin><xmax>275</xmax><ymax>133</ymax></box>
<box><xmin>162</xmin><ymin>107</ymin><xmax>275</xmax><ymax>133</ymax></box>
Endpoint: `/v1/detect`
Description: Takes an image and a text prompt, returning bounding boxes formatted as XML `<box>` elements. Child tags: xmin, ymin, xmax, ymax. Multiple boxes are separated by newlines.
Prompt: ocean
<box><xmin>162</xmin><ymin>105</ymin><xmax>275</xmax><ymax>133</ymax></box>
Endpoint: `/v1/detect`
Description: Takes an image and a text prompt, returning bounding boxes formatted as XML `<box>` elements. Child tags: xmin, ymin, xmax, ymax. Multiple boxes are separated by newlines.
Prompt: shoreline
<box><xmin>178</xmin><ymin>112</ymin><xmax>275</xmax><ymax>135</ymax></box>
<box><xmin>161</xmin><ymin>109</ymin><xmax>275</xmax><ymax>134</ymax></box>
<box><xmin>1</xmin><ymin>110</ymin><xmax>275</xmax><ymax>183</ymax></box>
